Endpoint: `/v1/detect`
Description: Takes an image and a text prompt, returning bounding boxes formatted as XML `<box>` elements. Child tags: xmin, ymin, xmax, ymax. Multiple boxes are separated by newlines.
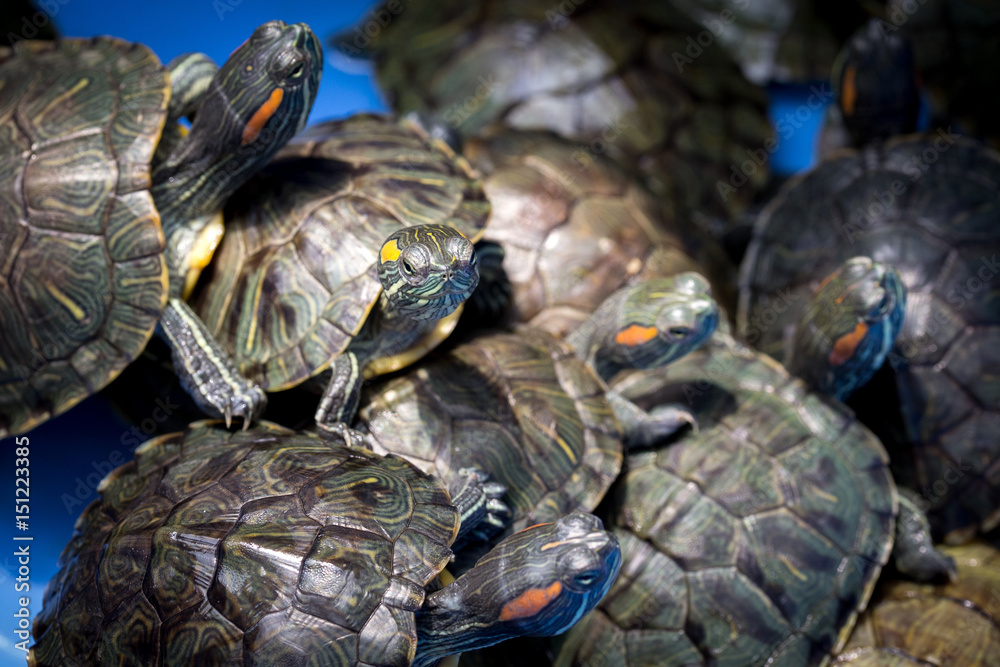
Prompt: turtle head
<box><xmin>570</xmin><ymin>273</ymin><xmax>719</xmax><ymax>382</ymax></box>
<box><xmin>833</xmin><ymin>17</ymin><xmax>921</xmax><ymax>146</ymax></box>
<box><xmin>789</xmin><ymin>256</ymin><xmax>906</xmax><ymax>400</ymax></box>
<box><xmin>153</xmin><ymin>21</ymin><xmax>322</xmax><ymax>220</ymax></box>
<box><xmin>376</xmin><ymin>224</ymin><xmax>479</xmax><ymax>321</ymax></box>
<box><xmin>415</xmin><ymin>513</ymin><xmax>621</xmax><ymax>664</ymax></box>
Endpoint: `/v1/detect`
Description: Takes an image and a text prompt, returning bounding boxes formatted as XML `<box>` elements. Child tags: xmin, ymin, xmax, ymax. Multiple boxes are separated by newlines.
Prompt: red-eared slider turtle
<box><xmin>192</xmin><ymin>113</ymin><xmax>488</xmax><ymax>428</ymax></box>
<box><xmin>547</xmin><ymin>329</ymin><xmax>955</xmax><ymax>667</ymax></box>
<box><xmin>739</xmin><ymin>134</ymin><xmax>1000</xmax><ymax>543</ymax></box>
<box><xmin>29</xmin><ymin>420</ymin><xmax>622</xmax><ymax>666</ymax></box>
<box><xmin>0</xmin><ymin>21</ymin><xmax>322</xmax><ymax>436</ymax></box>
<box><xmin>357</xmin><ymin>274</ymin><xmax>719</xmax><ymax>538</ymax></box>
<box><xmin>835</xmin><ymin>540</ymin><xmax>1000</xmax><ymax>665</ymax></box>
<box><xmin>338</xmin><ymin>0</ymin><xmax>772</xmax><ymax>241</ymax></box>
<box><xmin>459</xmin><ymin>127</ymin><xmax>736</xmax><ymax>337</ymax></box>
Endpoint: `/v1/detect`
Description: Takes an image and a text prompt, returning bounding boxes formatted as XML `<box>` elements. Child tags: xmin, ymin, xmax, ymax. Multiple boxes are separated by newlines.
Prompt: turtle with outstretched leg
<box><xmin>355</xmin><ymin>273</ymin><xmax>719</xmax><ymax>546</ymax></box>
<box><xmin>192</xmin><ymin>114</ymin><xmax>490</xmax><ymax>429</ymax></box>
<box><xmin>0</xmin><ymin>21</ymin><xmax>322</xmax><ymax>436</ymax></box>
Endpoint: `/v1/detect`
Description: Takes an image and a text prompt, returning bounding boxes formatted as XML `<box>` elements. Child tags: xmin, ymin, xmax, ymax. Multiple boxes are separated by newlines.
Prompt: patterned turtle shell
<box><xmin>359</xmin><ymin>326</ymin><xmax>622</xmax><ymax>535</ymax></box>
<box><xmin>462</xmin><ymin>127</ymin><xmax>736</xmax><ymax>337</ymax></box>
<box><xmin>835</xmin><ymin>540</ymin><xmax>1000</xmax><ymax>665</ymax></box>
<box><xmin>551</xmin><ymin>333</ymin><xmax>898</xmax><ymax>665</ymax></box>
<box><xmin>29</xmin><ymin>420</ymin><xmax>461</xmax><ymax>665</ymax></box>
<box><xmin>738</xmin><ymin>134</ymin><xmax>1000</xmax><ymax>544</ymax></box>
<box><xmin>193</xmin><ymin>113</ymin><xmax>491</xmax><ymax>391</ymax></box>
<box><xmin>347</xmin><ymin>0</ymin><xmax>772</xmax><ymax>239</ymax></box>
<box><xmin>0</xmin><ymin>38</ymin><xmax>170</xmax><ymax>436</ymax></box>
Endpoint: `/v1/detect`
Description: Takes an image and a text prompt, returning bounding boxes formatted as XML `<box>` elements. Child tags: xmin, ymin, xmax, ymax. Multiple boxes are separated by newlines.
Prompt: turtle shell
<box><xmin>552</xmin><ymin>333</ymin><xmax>897</xmax><ymax>665</ymax></box>
<box><xmin>0</xmin><ymin>37</ymin><xmax>170</xmax><ymax>437</ymax></box>
<box><xmin>835</xmin><ymin>540</ymin><xmax>1000</xmax><ymax>665</ymax></box>
<box><xmin>354</xmin><ymin>0</ymin><xmax>771</xmax><ymax>238</ymax></box>
<box><xmin>358</xmin><ymin>327</ymin><xmax>622</xmax><ymax>535</ymax></box>
<box><xmin>462</xmin><ymin>127</ymin><xmax>736</xmax><ymax>337</ymax></box>
<box><xmin>29</xmin><ymin>420</ymin><xmax>460</xmax><ymax>666</ymax></box>
<box><xmin>193</xmin><ymin>113</ymin><xmax>491</xmax><ymax>391</ymax></box>
<box><xmin>738</xmin><ymin>134</ymin><xmax>1000</xmax><ymax>543</ymax></box>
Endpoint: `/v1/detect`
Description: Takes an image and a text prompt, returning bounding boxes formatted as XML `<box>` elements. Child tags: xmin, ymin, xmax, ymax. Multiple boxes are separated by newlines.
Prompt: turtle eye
<box><xmin>667</xmin><ymin>326</ymin><xmax>690</xmax><ymax>340</ymax></box>
<box><xmin>273</xmin><ymin>49</ymin><xmax>308</xmax><ymax>82</ymax></box>
<box><xmin>573</xmin><ymin>570</ymin><xmax>600</xmax><ymax>588</ymax></box>
<box><xmin>402</xmin><ymin>259</ymin><xmax>415</xmax><ymax>276</ymax></box>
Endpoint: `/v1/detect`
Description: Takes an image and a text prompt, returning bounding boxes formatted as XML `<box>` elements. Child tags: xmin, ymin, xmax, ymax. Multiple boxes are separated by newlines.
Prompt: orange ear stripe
<box><xmin>828</xmin><ymin>321</ymin><xmax>869</xmax><ymax>367</ymax></box>
<box><xmin>242</xmin><ymin>88</ymin><xmax>284</xmax><ymax>145</ymax></box>
<box><xmin>498</xmin><ymin>581</ymin><xmax>563</xmax><ymax>622</ymax></box>
<box><xmin>615</xmin><ymin>325</ymin><xmax>659</xmax><ymax>347</ymax></box>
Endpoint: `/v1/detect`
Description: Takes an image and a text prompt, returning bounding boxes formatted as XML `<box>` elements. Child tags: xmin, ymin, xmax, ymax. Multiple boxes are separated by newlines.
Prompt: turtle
<box><xmin>28</xmin><ymin>419</ymin><xmax>622</xmax><ymax>666</ymax></box>
<box><xmin>542</xmin><ymin>327</ymin><xmax>956</xmax><ymax>667</ymax></box>
<box><xmin>336</xmin><ymin>0</ymin><xmax>773</xmax><ymax>242</ymax></box>
<box><xmin>354</xmin><ymin>273</ymin><xmax>720</xmax><ymax>546</ymax></box>
<box><xmin>738</xmin><ymin>133</ymin><xmax>1000</xmax><ymax>544</ymax></box>
<box><xmin>191</xmin><ymin>113</ymin><xmax>489</xmax><ymax>429</ymax></box>
<box><xmin>0</xmin><ymin>21</ymin><xmax>322</xmax><ymax>437</ymax></box>
<box><xmin>457</xmin><ymin>126</ymin><xmax>737</xmax><ymax>338</ymax></box>
<box><xmin>834</xmin><ymin>540</ymin><xmax>1000</xmax><ymax>665</ymax></box>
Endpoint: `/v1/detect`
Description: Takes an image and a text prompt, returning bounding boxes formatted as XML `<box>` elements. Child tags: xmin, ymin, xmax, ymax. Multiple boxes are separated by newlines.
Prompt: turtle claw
<box><xmin>451</xmin><ymin>467</ymin><xmax>512</xmax><ymax>546</ymax></box>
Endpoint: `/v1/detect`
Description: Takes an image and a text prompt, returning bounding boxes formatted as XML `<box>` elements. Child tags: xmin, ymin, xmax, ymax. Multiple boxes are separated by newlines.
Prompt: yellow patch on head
<box><xmin>615</xmin><ymin>325</ymin><xmax>659</xmax><ymax>347</ymax></box>
<box><xmin>380</xmin><ymin>238</ymin><xmax>401</xmax><ymax>264</ymax></box>
<box><xmin>828</xmin><ymin>321</ymin><xmax>869</xmax><ymax>367</ymax></box>
<box><xmin>498</xmin><ymin>581</ymin><xmax>563</xmax><ymax>622</ymax></box>
<box><xmin>241</xmin><ymin>87</ymin><xmax>284</xmax><ymax>145</ymax></box>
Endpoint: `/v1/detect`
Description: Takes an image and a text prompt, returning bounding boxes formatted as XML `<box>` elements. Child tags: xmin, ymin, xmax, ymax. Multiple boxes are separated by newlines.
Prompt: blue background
<box><xmin>0</xmin><ymin>1</ymin><xmax>823</xmax><ymax>663</ymax></box>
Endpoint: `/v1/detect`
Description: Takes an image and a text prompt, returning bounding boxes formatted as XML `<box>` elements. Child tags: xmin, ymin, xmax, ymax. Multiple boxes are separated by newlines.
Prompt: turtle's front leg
<box><xmin>314</xmin><ymin>350</ymin><xmax>364</xmax><ymax>431</ymax></box>
<box><xmin>157</xmin><ymin>298</ymin><xmax>266</xmax><ymax>428</ymax></box>
<box><xmin>608</xmin><ymin>390</ymin><xmax>697</xmax><ymax>450</ymax></box>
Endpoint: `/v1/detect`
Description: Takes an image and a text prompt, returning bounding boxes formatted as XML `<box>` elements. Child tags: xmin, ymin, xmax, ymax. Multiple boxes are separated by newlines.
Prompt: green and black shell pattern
<box><xmin>835</xmin><ymin>540</ymin><xmax>1000</xmax><ymax>665</ymax></box>
<box><xmin>353</xmin><ymin>0</ymin><xmax>772</xmax><ymax>238</ymax></box>
<box><xmin>359</xmin><ymin>326</ymin><xmax>622</xmax><ymax>535</ymax></box>
<box><xmin>29</xmin><ymin>420</ymin><xmax>461</xmax><ymax>666</ymax></box>
<box><xmin>739</xmin><ymin>134</ymin><xmax>1000</xmax><ymax>544</ymax></box>
<box><xmin>552</xmin><ymin>333</ymin><xmax>898</xmax><ymax>666</ymax></box>
<box><xmin>193</xmin><ymin>113</ymin><xmax>491</xmax><ymax>391</ymax></box>
<box><xmin>0</xmin><ymin>37</ymin><xmax>170</xmax><ymax>437</ymax></box>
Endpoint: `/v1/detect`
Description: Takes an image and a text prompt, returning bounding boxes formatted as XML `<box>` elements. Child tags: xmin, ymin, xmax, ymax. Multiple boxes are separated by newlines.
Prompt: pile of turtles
<box><xmin>2</xmin><ymin>0</ymin><xmax>999</xmax><ymax>665</ymax></box>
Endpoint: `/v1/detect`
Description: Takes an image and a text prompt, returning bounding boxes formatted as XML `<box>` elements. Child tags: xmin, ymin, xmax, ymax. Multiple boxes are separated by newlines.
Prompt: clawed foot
<box><xmin>626</xmin><ymin>403</ymin><xmax>698</xmax><ymax>449</ymax></box>
<box><xmin>451</xmin><ymin>467</ymin><xmax>512</xmax><ymax>547</ymax></box>
<box><xmin>316</xmin><ymin>421</ymin><xmax>370</xmax><ymax>448</ymax></box>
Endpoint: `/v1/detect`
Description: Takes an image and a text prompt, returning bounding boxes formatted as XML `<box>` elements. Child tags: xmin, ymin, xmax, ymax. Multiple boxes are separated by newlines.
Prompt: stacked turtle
<box><xmin>343</xmin><ymin>0</ymin><xmax>773</xmax><ymax>245</ymax></box>
<box><xmin>29</xmin><ymin>420</ymin><xmax>622</xmax><ymax>666</ymax></box>
<box><xmin>0</xmin><ymin>20</ymin><xmax>323</xmax><ymax>436</ymax></box>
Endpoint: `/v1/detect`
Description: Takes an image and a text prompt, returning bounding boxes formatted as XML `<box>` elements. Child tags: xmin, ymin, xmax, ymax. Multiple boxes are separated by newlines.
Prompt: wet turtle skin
<box><xmin>193</xmin><ymin>113</ymin><xmax>490</xmax><ymax>393</ymax></box>
<box><xmin>29</xmin><ymin>420</ymin><xmax>461</xmax><ymax>665</ymax></box>
<box><xmin>348</xmin><ymin>0</ymin><xmax>772</xmax><ymax>240</ymax></box>
<box><xmin>544</xmin><ymin>333</ymin><xmax>899</xmax><ymax>666</ymax></box>
<box><xmin>739</xmin><ymin>134</ymin><xmax>1000</xmax><ymax>544</ymax></box>
<box><xmin>462</xmin><ymin>127</ymin><xmax>737</xmax><ymax>337</ymax></box>
<box><xmin>834</xmin><ymin>540</ymin><xmax>1000</xmax><ymax>666</ymax></box>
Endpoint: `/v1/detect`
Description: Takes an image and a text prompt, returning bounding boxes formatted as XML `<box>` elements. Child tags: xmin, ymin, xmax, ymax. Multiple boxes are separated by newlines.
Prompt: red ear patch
<box><xmin>242</xmin><ymin>88</ymin><xmax>284</xmax><ymax>145</ymax></box>
<box><xmin>841</xmin><ymin>65</ymin><xmax>858</xmax><ymax>116</ymax></box>
<box><xmin>615</xmin><ymin>325</ymin><xmax>658</xmax><ymax>347</ymax></box>
<box><xmin>828</xmin><ymin>321</ymin><xmax>869</xmax><ymax>366</ymax></box>
<box><xmin>499</xmin><ymin>581</ymin><xmax>563</xmax><ymax>622</ymax></box>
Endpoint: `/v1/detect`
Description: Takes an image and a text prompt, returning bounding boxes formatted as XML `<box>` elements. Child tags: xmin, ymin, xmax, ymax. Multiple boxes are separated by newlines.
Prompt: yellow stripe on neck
<box><xmin>182</xmin><ymin>212</ymin><xmax>225</xmax><ymax>299</ymax></box>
